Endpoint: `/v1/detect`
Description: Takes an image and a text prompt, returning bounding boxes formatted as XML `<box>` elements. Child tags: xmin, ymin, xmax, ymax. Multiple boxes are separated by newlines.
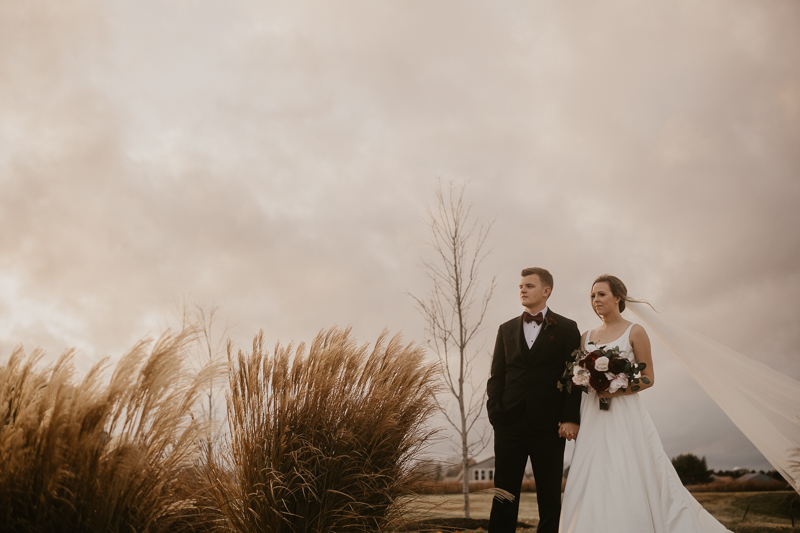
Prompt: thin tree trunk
<box><xmin>461</xmin><ymin>385</ymin><xmax>470</xmax><ymax>518</ymax></box>
<box><xmin>462</xmin><ymin>449</ymin><xmax>470</xmax><ymax>517</ymax></box>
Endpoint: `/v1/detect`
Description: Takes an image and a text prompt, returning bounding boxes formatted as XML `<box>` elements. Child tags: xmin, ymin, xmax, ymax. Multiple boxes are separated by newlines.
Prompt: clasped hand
<box><xmin>558</xmin><ymin>422</ymin><xmax>579</xmax><ymax>441</ymax></box>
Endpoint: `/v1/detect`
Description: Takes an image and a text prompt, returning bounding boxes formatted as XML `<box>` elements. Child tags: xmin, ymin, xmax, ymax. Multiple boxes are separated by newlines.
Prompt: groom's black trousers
<box><xmin>489</xmin><ymin>421</ymin><xmax>566</xmax><ymax>533</ymax></box>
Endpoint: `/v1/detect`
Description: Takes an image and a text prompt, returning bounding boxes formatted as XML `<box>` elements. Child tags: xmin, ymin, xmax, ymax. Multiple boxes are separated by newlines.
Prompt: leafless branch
<box><xmin>408</xmin><ymin>179</ymin><xmax>495</xmax><ymax>518</ymax></box>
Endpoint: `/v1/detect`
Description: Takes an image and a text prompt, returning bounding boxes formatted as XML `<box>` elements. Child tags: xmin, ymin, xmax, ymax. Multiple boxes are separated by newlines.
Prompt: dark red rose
<box><xmin>608</xmin><ymin>357</ymin><xmax>627</xmax><ymax>374</ymax></box>
<box><xmin>589</xmin><ymin>370</ymin><xmax>611</xmax><ymax>392</ymax></box>
<box><xmin>584</xmin><ymin>351</ymin><xmax>602</xmax><ymax>370</ymax></box>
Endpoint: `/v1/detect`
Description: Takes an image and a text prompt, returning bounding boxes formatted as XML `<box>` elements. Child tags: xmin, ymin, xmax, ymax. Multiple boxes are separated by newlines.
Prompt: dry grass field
<box><xmin>0</xmin><ymin>328</ymin><xmax>440</xmax><ymax>533</ymax></box>
<box><xmin>401</xmin><ymin>492</ymin><xmax>800</xmax><ymax>532</ymax></box>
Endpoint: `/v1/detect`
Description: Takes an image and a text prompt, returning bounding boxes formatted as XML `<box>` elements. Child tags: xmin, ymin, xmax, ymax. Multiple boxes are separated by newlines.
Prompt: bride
<box><xmin>559</xmin><ymin>274</ymin><xmax>731</xmax><ymax>533</ymax></box>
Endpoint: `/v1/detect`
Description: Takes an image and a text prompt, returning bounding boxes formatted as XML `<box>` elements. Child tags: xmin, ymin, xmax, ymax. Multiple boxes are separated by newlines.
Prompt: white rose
<box><xmin>607</xmin><ymin>374</ymin><xmax>629</xmax><ymax>393</ymax></box>
<box><xmin>572</xmin><ymin>372</ymin><xmax>590</xmax><ymax>387</ymax></box>
<box><xmin>573</xmin><ymin>365</ymin><xmax>582</xmax><ymax>376</ymax></box>
<box><xmin>594</xmin><ymin>356</ymin><xmax>609</xmax><ymax>371</ymax></box>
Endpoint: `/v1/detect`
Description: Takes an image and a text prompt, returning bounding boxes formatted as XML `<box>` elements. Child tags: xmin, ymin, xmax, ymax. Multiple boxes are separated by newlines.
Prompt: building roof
<box><xmin>736</xmin><ymin>473</ymin><xmax>776</xmax><ymax>484</ymax></box>
<box><xmin>469</xmin><ymin>456</ymin><xmax>495</xmax><ymax>469</ymax></box>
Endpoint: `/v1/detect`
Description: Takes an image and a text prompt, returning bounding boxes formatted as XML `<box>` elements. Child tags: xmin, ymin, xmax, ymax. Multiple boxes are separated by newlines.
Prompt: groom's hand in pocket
<box><xmin>558</xmin><ymin>422</ymin><xmax>579</xmax><ymax>441</ymax></box>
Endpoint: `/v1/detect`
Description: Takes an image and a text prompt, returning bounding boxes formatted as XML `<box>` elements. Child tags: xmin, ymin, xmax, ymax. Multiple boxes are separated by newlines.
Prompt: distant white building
<box><xmin>468</xmin><ymin>456</ymin><xmax>495</xmax><ymax>483</ymax></box>
<box><xmin>448</xmin><ymin>456</ymin><xmax>537</xmax><ymax>484</ymax></box>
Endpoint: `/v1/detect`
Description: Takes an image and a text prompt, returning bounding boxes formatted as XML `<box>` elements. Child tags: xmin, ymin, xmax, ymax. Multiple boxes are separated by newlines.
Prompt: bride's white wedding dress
<box><xmin>559</xmin><ymin>324</ymin><xmax>731</xmax><ymax>533</ymax></box>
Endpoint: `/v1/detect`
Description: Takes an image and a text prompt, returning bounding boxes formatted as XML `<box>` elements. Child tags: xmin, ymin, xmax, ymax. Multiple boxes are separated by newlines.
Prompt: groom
<box><xmin>486</xmin><ymin>267</ymin><xmax>582</xmax><ymax>533</ymax></box>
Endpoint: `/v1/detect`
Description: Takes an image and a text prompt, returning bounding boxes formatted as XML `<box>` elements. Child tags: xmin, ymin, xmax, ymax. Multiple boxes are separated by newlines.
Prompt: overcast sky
<box><xmin>2</xmin><ymin>0</ymin><xmax>798</xmax><ymax>471</ymax></box>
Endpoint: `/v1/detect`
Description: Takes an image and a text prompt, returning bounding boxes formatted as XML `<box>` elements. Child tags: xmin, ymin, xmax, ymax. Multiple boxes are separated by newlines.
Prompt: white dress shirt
<box><xmin>523</xmin><ymin>306</ymin><xmax>549</xmax><ymax>349</ymax></box>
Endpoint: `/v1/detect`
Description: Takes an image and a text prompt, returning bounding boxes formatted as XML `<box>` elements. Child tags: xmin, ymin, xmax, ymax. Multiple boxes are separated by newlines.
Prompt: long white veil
<box><xmin>628</xmin><ymin>302</ymin><xmax>800</xmax><ymax>492</ymax></box>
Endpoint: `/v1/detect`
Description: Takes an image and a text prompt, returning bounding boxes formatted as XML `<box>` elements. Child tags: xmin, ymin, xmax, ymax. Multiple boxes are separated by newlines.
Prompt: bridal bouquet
<box><xmin>557</xmin><ymin>343</ymin><xmax>649</xmax><ymax>410</ymax></box>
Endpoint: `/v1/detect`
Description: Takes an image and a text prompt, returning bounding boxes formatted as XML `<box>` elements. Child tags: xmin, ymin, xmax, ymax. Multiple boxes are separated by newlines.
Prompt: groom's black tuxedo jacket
<box><xmin>486</xmin><ymin>309</ymin><xmax>582</xmax><ymax>431</ymax></box>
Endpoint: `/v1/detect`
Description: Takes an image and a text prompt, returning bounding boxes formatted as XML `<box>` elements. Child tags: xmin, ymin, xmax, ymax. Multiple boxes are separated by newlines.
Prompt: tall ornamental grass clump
<box><xmin>0</xmin><ymin>331</ymin><xmax>223</xmax><ymax>533</ymax></box>
<box><xmin>207</xmin><ymin>327</ymin><xmax>438</xmax><ymax>533</ymax></box>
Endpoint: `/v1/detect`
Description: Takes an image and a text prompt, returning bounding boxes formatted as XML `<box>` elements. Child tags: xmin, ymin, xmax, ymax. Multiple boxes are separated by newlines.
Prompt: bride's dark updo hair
<box><xmin>592</xmin><ymin>274</ymin><xmax>630</xmax><ymax>313</ymax></box>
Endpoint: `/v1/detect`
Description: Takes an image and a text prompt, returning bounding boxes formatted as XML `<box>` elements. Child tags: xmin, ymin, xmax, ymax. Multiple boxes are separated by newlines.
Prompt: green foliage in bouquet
<box><xmin>557</xmin><ymin>344</ymin><xmax>650</xmax><ymax>395</ymax></box>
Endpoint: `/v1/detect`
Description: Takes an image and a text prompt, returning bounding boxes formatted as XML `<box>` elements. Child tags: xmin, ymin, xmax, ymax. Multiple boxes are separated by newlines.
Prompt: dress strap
<box><xmin>585</xmin><ymin>323</ymin><xmax>636</xmax><ymax>349</ymax></box>
<box><xmin>623</xmin><ymin>323</ymin><xmax>635</xmax><ymax>338</ymax></box>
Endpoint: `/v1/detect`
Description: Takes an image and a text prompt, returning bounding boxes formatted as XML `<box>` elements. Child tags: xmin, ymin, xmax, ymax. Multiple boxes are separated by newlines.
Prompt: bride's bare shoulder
<box><xmin>630</xmin><ymin>324</ymin><xmax>649</xmax><ymax>343</ymax></box>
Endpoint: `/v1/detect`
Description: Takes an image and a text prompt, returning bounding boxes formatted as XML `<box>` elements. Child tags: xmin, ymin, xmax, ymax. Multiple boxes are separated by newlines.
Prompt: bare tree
<box><xmin>409</xmin><ymin>180</ymin><xmax>496</xmax><ymax>518</ymax></box>
<box><xmin>167</xmin><ymin>297</ymin><xmax>230</xmax><ymax>453</ymax></box>
<box><xmin>194</xmin><ymin>304</ymin><xmax>228</xmax><ymax>427</ymax></box>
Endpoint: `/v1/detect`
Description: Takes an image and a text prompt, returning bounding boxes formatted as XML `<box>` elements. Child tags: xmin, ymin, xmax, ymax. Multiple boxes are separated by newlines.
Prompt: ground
<box><xmin>400</xmin><ymin>492</ymin><xmax>800</xmax><ymax>532</ymax></box>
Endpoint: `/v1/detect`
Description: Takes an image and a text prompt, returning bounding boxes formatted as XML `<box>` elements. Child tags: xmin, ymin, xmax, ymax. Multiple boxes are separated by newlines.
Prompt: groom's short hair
<box><xmin>521</xmin><ymin>267</ymin><xmax>553</xmax><ymax>290</ymax></box>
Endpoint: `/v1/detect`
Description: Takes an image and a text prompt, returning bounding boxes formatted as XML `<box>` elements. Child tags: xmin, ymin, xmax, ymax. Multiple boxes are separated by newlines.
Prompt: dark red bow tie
<box><xmin>523</xmin><ymin>311</ymin><xmax>543</xmax><ymax>324</ymax></box>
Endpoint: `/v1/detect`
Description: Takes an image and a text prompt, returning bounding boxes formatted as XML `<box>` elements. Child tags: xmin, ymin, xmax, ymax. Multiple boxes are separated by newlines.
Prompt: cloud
<box><xmin>1</xmin><ymin>0</ymin><xmax>798</xmax><ymax>470</ymax></box>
